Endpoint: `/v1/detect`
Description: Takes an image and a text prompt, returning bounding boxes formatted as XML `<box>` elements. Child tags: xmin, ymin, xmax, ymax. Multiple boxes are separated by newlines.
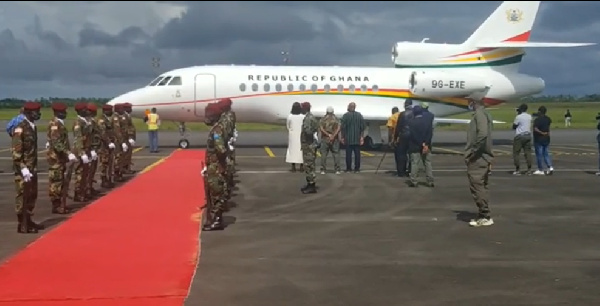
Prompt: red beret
<box><xmin>102</xmin><ymin>104</ymin><xmax>113</xmax><ymax>111</ymax></box>
<box><xmin>23</xmin><ymin>101</ymin><xmax>41</xmax><ymax>111</ymax></box>
<box><xmin>51</xmin><ymin>102</ymin><xmax>67</xmax><ymax>112</ymax></box>
<box><xmin>123</xmin><ymin>103</ymin><xmax>132</xmax><ymax>108</ymax></box>
<box><xmin>301</xmin><ymin>102</ymin><xmax>311</xmax><ymax>109</ymax></box>
<box><xmin>204</xmin><ymin>102</ymin><xmax>221</xmax><ymax>117</ymax></box>
<box><xmin>74</xmin><ymin>102</ymin><xmax>87</xmax><ymax>111</ymax></box>
<box><xmin>219</xmin><ymin>98</ymin><xmax>232</xmax><ymax>107</ymax></box>
<box><xmin>87</xmin><ymin>103</ymin><xmax>98</xmax><ymax>111</ymax></box>
<box><xmin>114</xmin><ymin>103</ymin><xmax>123</xmax><ymax>110</ymax></box>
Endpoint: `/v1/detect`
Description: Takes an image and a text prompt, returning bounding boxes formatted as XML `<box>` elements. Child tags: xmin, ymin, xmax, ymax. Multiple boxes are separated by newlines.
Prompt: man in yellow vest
<box><xmin>145</xmin><ymin>108</ymin><xmax>160</xmax><ymax>153</ymax></box>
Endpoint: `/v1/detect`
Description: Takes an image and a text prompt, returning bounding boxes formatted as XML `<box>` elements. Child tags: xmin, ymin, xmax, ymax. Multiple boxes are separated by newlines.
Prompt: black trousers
<box><xmin>345</xmin><ymin>144</ymin><xmax>361</xmax><ymax>171</ymax></box>
<box><xmin>395</xmin><ymin>137</ymin><xmax>410</xmax><ymax>175</ymax></box>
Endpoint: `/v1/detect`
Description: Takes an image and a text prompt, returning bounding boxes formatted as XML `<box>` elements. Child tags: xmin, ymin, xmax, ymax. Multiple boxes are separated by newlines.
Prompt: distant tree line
<box><xmin>0</xmin><ymin>94</ymin><xmax>598</xmax><ymax>109</ymax></box>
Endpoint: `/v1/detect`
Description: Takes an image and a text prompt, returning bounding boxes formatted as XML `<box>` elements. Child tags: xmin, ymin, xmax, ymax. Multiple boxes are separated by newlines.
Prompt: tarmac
<box><xmin>1</xmin><ymin>131</ymin><xmax>600</xmax><ymax>305</ymax></box>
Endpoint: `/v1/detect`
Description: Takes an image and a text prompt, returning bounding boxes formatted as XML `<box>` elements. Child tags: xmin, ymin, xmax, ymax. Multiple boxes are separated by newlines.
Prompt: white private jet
<box><xmin>108</xmin><ymin>1</ymin><xmax>595</xmax><ymax>149</ymax></box>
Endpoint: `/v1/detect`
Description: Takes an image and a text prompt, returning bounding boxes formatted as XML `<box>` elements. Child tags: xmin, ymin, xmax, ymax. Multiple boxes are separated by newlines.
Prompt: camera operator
<box><xmin>512</xmin><ymin>103</ymin><xmax>533</xmax><ymax>175</ymax></box>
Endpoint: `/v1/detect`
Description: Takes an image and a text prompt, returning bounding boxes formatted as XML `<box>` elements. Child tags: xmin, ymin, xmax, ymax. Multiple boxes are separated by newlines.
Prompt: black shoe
<box><xmin>301</xmin><ymin>183</ymin><xmax>317</xmax><ymax>194</ymax></box>
<box><xmin>202</xmin><ymin>213</ymin><xmax>225</xmax><ymax>231</ymax></box>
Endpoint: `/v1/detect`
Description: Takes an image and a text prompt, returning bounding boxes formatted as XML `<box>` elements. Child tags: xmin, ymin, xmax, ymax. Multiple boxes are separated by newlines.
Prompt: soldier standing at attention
<box><xmin>217</xmin><ymin>99</ymin><xmax>235</xmax><ymax>197</ymax></box>
<box><xmin>13</xmin><ymin>101</ymin><xmax>44</xmax><ymax>233</ymax></box>
<box><xmin>123</xmin><ymin>103</ymin><xmax>136</xmax><ymax>174</ymax></box>
<box><xmin>300</xmin><ymin>102</ymin><xmax>319</xmax><ymax>194</ymax></box>
<box><xmin>113</xmin><ymin>104</ymin><xmax>130</xmax><ymax>181</ymax></box>
<box><xmin>98</xmin><ymin>104</ymin><xmax>117</xmax><ymax>187</ymax></box>
<box><xmin>319</xmin><ymin>106</ymin><xmax>341</xmax><ymax>174</ymax></box>
<box><xmin>202</xmin><ymin>102</ymin><xmax>228</xmax><ymax>231</ymax></box>
<box><xmin>72</xmin><ymin>102</ymin><xmax>91</xmax><ymax>202</ymax></box>
<box><xmin>47</xmin><ymin>102</ymin><xmax>77</xmax><ymax>214</ymax></box>
<box><xmin>464</xmin><ymin>98</ymin><xmax>495</xmax><ymax>227</ymax></box>
<box><xmin>86</xmin><ymin>103</ymin><xmax>101</xmax><ymax>195</ymax></box>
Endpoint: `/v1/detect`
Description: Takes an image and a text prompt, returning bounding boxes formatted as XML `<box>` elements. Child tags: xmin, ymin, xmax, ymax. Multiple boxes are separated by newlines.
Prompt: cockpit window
<box><xmin>168</xmin><ymin>76</ymin><xmax>182</xmax><ymax>86</ymax></box>
<box><xmin>157</xmin><ymin>76</ymin><xmax>172</xmax><ymax>86</ymax></box>
<box><xmin>148</xmin><ymin>76</ymin><xmax>164</xmax><ymax>86</ymax></box>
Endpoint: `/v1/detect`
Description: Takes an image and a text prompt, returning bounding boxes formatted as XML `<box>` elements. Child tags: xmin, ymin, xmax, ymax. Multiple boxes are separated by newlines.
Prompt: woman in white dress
<box><xmin>286</xmin><ymin>102</ymin><xmax>305</xmax><ymax>172</ymax></box>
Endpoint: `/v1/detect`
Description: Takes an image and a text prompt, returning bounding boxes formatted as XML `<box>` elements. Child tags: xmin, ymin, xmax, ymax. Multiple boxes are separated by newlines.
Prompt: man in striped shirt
<box><xmin>341</xmin><ymin>102</ymin><xmax>366</xmax><ymax>173</ymax></box>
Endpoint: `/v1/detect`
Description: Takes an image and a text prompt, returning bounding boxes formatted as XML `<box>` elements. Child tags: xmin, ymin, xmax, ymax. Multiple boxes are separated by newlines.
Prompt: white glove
<box><xmin>81</xmin><ymin>154</ymin><xmax>90</xmax><ymax>164</ymax></box>
<box><xmin>109</xmin><ymin>143</ymin><xmax>116</xmax><ymax>149</ymax></box>
<box><xmin>90</xmin><ymin>150</ymin><xmax>98</xmax><ymax>160</ymax></box>
<box><xmin>313</xmin><ymin>132</ymin><xmax>319</xmax><ymax>141</ymax></box>
<box><xmin>68</xmin><ymin>153</ymin><xmax>76</xmax><ymax>162</ymax></box>
<box><xmin>122</xmin><ymin>143</ymin><xmax>128</xmax><ymax>152</ymax></box>
<box><xmin>21</xmin><ymin>167</ymin><xmax>32</xmax><ymax>182</ymax></box>
<box><xmin>232</xmin><ymin>137</ymin><xmax>237</xmax><ymax>143</ymax></box>
<box><xmin>45</xmin><ymin>141</ymin><xmax>49</xmax><ymax>149</ymax></box>
<box><xmin>234</xmin><ymin>129</ymin><xmax>239</xmax><ymax>138</ymax></box>
<box><xmin>128</xmin><ymin>139</ymin><xmax>135</xmax><ymax>145</ymax></box>
<box><xmin>228</xmin><ymin>143</ymin><xmax>234</xmax><ymax>151</ymax></box>
<box><xmin>201</xmin><ymin>165</ymin><xmax>207</xmax><ymax>177</ymax></box>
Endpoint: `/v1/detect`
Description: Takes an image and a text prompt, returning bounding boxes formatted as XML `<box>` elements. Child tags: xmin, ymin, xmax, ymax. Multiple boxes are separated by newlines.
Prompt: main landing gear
<box><xmin>178</xmin><ymin>122</ymin><xmax>190</xmax><ymax>149</ymax></box>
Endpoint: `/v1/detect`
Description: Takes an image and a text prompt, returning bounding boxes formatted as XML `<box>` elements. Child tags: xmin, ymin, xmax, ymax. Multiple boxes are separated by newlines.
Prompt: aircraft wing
<box><xmin>434</xmin><ymin>118</ymin><xmax>506</xmax><ymax>125</ymax></box>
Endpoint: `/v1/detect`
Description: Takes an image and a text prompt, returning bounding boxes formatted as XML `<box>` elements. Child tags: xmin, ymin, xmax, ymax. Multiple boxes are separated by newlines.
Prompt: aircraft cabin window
<box><xmin>148</xmin><ymin>76</ymin><xmax>164</xmax><ymax>86</ymax></box>
<box><xmin>324</xmin><ymin>84</ymin><xmax>331</xmax><ymax>92</ymax></box>
<box><xmin>372</xmin><ymin>85</ymin><xmax>379</xmax><ymax>92</ymax></box>
<box><xmin>157</xmin><ymin>76</ymin><xmax>172</xmax><ymax>86</ymax></box>
<box><xmin>275</xmin><ymin>83</ymin><xmax>282</xmax><ymax>92</ymax></box>
<box><xmin>310</xmin><ymin>84</ymin><xmax>318</xmax><ymax>92</ymax></box>
<box><xmin>239</xmin><ymin>83</ymin><xmax>246</xmax><ymax>92</ymax></box>
<box><xmin>287</xmin><ymin>83</ymin><xmax>294</xmax><ymax>92</ymax></box>
<box><xmin>251</xmin><ymin>83</ymin><xmax>258</xmax><ymax>92</ymax></box>
<box><xmin>264</xmin><ymin>83</ymin><xmax>271</xmax><ymax>92</ymax></box>
<box><xmin>361</xmin><ymin>84</ymin><xmax>368</xmax><ymax>92</ymax></box>
<box><xmin>168</xmin><ymin>76</ymin><xmax>182</xmax><ymax>86</ymax></box>
<box><xmin>349</xmin><ymin>84</ymin><xmax>355</xmax><ymax>92</ymax></box>
<box><xmin>337</xmin><ymin>84</ymin><xmax>344</xmax><ymax>92</ymax></box>
<box><xmin>299</xmin><ymin>84</ymin><xmax>306</xmax><ymax>91</ymax></box>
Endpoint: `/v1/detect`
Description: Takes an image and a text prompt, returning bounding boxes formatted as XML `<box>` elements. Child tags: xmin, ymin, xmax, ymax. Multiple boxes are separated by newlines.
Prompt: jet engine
<box><xmin>408</xmin><ymin>71</ymin><xmax>489</xmax><ymax>98</ymax></box>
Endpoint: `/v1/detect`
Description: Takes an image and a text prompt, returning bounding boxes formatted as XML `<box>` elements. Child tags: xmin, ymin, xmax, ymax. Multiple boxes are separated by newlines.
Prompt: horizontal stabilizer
<box><xmin>476</xmin><ymin>42</ymin><xmax>596</xmax><ymax>48</ymax></box>
<box><xmin>434</xmin><ymin>118</ymin><xmax>506</xmax><ymax>125</ymax></box>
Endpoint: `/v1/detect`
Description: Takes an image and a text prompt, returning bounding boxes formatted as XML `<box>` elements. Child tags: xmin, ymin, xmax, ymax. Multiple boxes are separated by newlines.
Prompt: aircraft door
<box><xmin>193</xmin><ymin>74</ymin><xmax>216</xmax><ymax>117</ymax></box>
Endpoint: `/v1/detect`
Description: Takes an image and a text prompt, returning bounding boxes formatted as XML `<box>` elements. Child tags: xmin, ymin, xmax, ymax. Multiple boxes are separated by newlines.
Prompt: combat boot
<box><xmin>202</xmin><ymin>211</ymin><xmax>224</xmax><ymax>231</ymax></box>
<box><xmin>52</xmin><ymin>200</ymin><xmax>70</xmax><ymax>214</ymax></box>
<box><xmin>300</xmin><ymin>183</ymin><xmax>317</xmax><ymax>194</ymax></box>
<box><xmin>27</xmin><ymin>214</ymin><xmax>45</xmax><ymax>231</ymax></box>
<box><xmin>17</xmin><ymin>213</ymin><xmax>38</xmax><ymax>234</ymax></box>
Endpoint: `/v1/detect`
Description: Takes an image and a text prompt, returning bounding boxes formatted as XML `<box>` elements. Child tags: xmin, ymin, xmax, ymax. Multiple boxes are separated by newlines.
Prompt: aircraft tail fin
<box><xmin>463</xmin><ymin>1</ymin><xmax>541</xmax><ymax>47</ymax></box>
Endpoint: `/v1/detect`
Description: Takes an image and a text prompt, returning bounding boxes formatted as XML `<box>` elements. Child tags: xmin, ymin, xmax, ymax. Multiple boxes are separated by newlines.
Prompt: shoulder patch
<box><xmin>50</xmin><ymin>126</ymin><xmax>58</xmax><ymax>130</ymax></box>
<box><xmin>14</xmin><ymin>127</ymin><xmax>22</xmax><ymax>134</ymax></box>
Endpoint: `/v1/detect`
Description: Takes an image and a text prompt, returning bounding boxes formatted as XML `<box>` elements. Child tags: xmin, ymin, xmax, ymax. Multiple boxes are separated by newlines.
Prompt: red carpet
<box><xmin>0</xmin><ymin>150</ymin><xmax>206</xmax><ymax>306</ymax></box>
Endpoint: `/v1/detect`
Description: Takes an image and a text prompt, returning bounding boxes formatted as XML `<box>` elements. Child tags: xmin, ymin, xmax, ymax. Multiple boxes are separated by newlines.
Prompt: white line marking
<box><xmin>235</xmin><ymin>168</ymin><xmax>598</xmax><ymax>174</ymax></box>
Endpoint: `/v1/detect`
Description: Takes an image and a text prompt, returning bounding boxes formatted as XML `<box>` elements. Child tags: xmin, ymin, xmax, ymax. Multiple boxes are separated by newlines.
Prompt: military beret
<box><xmin>87</xmin><ymin>103</ymin><xmax>98</xmax><ymax>111</ymax></box>
<box><xmin>74</xmin><ymin>102</ymin><xmax>88</xmax><ymax>111</ymax></box>
<box><xmin>51</xmin><ymin>102</ymin><xmax>67</xmax><ymax>112</ymax></box>
<box><xmin>204</xmin><ymin>102</ymin><xmax>221</xmax><ymax>116</ymax></box>
<box><xmin>301</xmin><ymin>102</ymin><xmax>311</xmax><ymax>109</ymax></box>
<box><xmin>23</xmin><ymin>101</ymin><xmax>41</xmax><ymax>111</ymax></box>
<box><xmin>219</xmin><ymin>98</ymin><xmax>232</xmax><ymax>107</ymax></box>
<box><xmin>114</xmin><ymin>103</ymin><xmax>123</xmax><ymax>110</ymax></box>
<box><xmin>102</xmin><ymin>104</ymin><xmax>113</xmax><ymax>111</ymax></box>
<box><xmin>123</xmin><ymin>103</ymin><xmax>132</xmax><ymax>109</ymax></box>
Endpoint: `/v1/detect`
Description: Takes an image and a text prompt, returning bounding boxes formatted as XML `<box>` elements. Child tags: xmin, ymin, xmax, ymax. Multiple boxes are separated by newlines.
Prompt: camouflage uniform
<box><xmin>87</xmin><ymin>107</ymin><xmax>102</xmax><ymax>195</ymax></box>
<box><xmin>72</xmin><ymin>106</ymin><xmax>91</xmax><ymax>202</ymax></box>
<box><xmin>124</xmin><ymin>103</ymin><xmax>136</xmax><ymax>173</ymax></box>
<box><xmin>319</xmin><ymin>113</ymin><xmax>342</xmax><ymax>172</ymax></box>
<box><xmin>218</xmin><ymin>110</ymin><xmax>234</xmax><ymax>197</ymax></box>
<box><xmin>47</xmin><ymin>115</ymin><xmax>72</xmax><ymax>212</ymax></box>
<box><xmin>300</xmin><ymin>105</ymin><xmax>319</xmax><ymax>193</ymax></box>
<box><xmin>112</xmin><ymin>104</ymin><xmax>126</xmax><ymax>181</ymax></box>
<box><xmin>13</xmin><ymin>102</ymin><xmax>44</xmax><ymax>233</ymax></box>
<box><xmin>202</xmin><ymin>103</ymin><xmax>228</xmax><ymax>231</ymax></box>
<box><xmin>98</xmin><ymin>105</ymin><xmax>116</xmax><ymax>187</ymax></box>
<box><xmin>117</xmin><ymin>107</ymin><xmax>130</xmax><ymax>178</ymax></box>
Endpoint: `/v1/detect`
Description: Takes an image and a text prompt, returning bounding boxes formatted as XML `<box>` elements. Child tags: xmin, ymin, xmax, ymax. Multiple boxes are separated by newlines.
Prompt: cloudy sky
<box><xmin>0</xmin><ymin>1</ymin><xmax>598</xmax><ymax>99</ymax></box>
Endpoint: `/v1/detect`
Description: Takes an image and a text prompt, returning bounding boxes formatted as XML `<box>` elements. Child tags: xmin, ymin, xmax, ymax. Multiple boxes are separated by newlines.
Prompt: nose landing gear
<box><xmin>178</xmin><ymin>122</ymin><xmax>190</xmax><ymax>149</ymax></box>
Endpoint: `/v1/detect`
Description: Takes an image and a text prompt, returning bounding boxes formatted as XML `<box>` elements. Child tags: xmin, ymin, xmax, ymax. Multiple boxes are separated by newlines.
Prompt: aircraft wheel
<box><xmin>179</xmin><ymin>139</ymin><xmax>190</xmax><ymax>149</ymax></box>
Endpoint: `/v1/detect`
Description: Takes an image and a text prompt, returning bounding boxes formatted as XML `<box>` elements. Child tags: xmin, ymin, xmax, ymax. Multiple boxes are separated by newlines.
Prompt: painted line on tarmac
<box><xmin>235</xmin><ymin>168</ymin><xmax>597</xmax><ymax>174</ymax></box>
<box><xmin>263</xmin><ymin>146</ymin><xmax>276</xmax><ymax>157</ymax></box>
<box><xmin>133</xmin><ymin>146</ymin><xmax>144</xmax><ymax>153</ymax></box>
<box><xmin>360</xmin><ymin>151</ymin><xmax>375</xmax><ymax>157</ymax></box>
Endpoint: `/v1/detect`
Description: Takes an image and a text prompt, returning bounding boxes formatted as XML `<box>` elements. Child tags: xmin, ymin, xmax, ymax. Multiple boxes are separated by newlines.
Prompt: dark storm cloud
<box><xmin>0</xmin><ymin>1</ymin><xmax>598</xmax><ymax>98</ymax></box>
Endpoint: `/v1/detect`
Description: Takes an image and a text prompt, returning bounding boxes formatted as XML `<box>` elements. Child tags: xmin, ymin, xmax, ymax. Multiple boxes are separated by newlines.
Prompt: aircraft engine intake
<box><xmin>408</xmin><ymin>71</ymin><xmax>488</xmax><ymax>98</ymax></box>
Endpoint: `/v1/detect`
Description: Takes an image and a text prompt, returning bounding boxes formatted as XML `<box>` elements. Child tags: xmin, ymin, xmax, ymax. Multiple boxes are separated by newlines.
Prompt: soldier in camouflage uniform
<box><xmin>47</xmin><ymin>102</ymin><xmax>77</xmax><ymax>214</ymax></box>
<box><xmin>98</xmin><ymin>104</ymin><xmax>117</xmax><ymax>187</ymax></box>
<box><xmin>300</xmin><ymin>102</ymin><xmax>320</xmax><ymax>194</ymax></box>
<box><xmin>217</xmin><ymin>99</ymin><xmax>235</xmax><ymax>198</ymax></box>
<box><xmin>123</xmin><ymin>103</ymin><xmax>136</xmax><ymax>174</ymax></box>
<box><xmin>319</xmin><ymin>106</ymin><xmax>342</xmax><ymax>174</ymax></box>
<box><xmin>72</xmin><ymin>102</ymin><xmax>92</xmax><ymax>202</ymax></box>
<box><xmin>86</xmin><ymin>103</ymin><xmax>101</xmax><ymax>196</ymax></box>
<box><xmin>12</xmin><ymin>101</ymin><xmax>45</xmax><ymax>233</ymax></box>
<box><xmin>202</xmin><ymin>102</ymin><xmax>228</xmax><ymax>231</ymax></box>
<box><xmin>112</xmin><ymin>104</ymin><xmax>129</xmax><ymax>181</ymax></box>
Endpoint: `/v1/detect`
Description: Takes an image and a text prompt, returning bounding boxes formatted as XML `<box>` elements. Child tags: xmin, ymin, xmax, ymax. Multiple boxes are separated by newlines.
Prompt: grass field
<box><xmin>0</xmin><ymin>102</ymin><xmax>598</xmax><ymax>132</ymax></box>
